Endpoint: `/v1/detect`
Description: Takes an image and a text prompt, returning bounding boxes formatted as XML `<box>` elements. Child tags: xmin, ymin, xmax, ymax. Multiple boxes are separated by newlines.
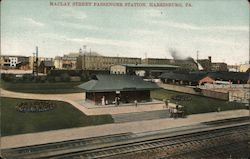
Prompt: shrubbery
<box><xmin>1</xmin><ymin>67</ymin><xmax>93</xmax><ymax>84</ymax></box>
<box><xmin>60</xmin><ymin>73</ymin><xmax>70</xmax><ymax>82</ymax></box>
<box><xmin>1</xmin><ymin>72</ymin><xmax>89</xmax><ymax>83</ymax></box>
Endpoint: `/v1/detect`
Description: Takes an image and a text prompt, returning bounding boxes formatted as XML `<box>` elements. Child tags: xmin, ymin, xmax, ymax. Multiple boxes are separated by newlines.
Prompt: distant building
<box><xmin>160</xmin><ymin>71</ymin><xmax>249</xmax><ymax>86</ymax></box>
<box><xmin>198</xmin><ymin>56</ymin><xmax>228</xmax><ymax>72</ymax></box>
<box><xmin>29</xmin><ymin>56</ymin><xmax>54</xmax><ymax>69</ymax></box>
<box><xmin>53</xmin><ymin>53</ymin><xmax>80</xmax><ymax>70</ymax></box>
<box><xmin>159</xmin><ymin>71</ymin><xmax>207</xmax><ymax>86</ymax></box>
<box><xmin>77</xmin><ymin>53</ymin><xmax>141</xmax><ymax>70</ymax></box>
<box><xmin>61</xmin><ymin>53</ymin><xmax>80</xmax><ymax>69</ymax></box>
<box><xmin>54</xmin><ymin>52</ymin><xmax>103</xmax><ymax>70</ymax></box>
<box><xmin>197</xmin><ymin>57</ymin><xmax>211</xmax><ymax>71</ymax></box>
<box><xmin>142</xmin><ymin>58</ymin><xmax>173</xmax><ymax>65</ymax></box>
<box><xmin>211</xmin><ymin>63</ymin><xmax>228</xmax><ymax>71</ymax></box>
<box><xmin>0</xmin><ymin>55</ymin><xmax>30</xmax><ymax>69</ymax></box>
<box><xmin>227</xmin><ymin>65</ymin><xmax>240</xmax><ymax>72</ymax></box>
<box><xmin>78</xmin><ymin>74</ymin><xmax>159</xmax><ymax>105</ymax></box>
<box><xmin>38</xmin><ymin>60</ymin><xmax>55</xmax><ymax>74</ymax></box>
<box><xmin>239</xmin><ymin>64</ymin><xmax>250</xmax><ymax>72</ymax></box>
<box><xmin>110</xmin><ymin>64</ymin><xmax>179</xmax><ymax>78</ymax></box>
<box><xmin>199</xmin><ymin>72</ymin><xmax>248</xmax><ymax>84</ymax></box>
<box><xmin>54</xmin><ymin>56</ymin><xmax>63</xmax><ymax>69</ymax></box>
<box><xmin>142</xmin><ymin>58</ymin><xmax>198</xmax><ymax>71</ymax></box>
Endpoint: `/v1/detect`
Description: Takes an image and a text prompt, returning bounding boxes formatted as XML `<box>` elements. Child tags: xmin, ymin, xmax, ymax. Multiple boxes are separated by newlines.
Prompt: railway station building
<box><xmin>78</xmin><ymin>74</ymin><xmax>159</xmax><ymax>105</ymax></box>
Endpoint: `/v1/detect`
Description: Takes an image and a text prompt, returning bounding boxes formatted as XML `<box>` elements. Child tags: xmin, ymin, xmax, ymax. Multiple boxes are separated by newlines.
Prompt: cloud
<box><xmin>56</xmin><ymin>21</ymin><xmax>99</xmax><ymax>30</ymax></box>
<box><xmin>60</xmin><ymin>9</ymin><xmax>87</xmax><ymax>21</ymax></box>
<box><xmin>204</xmin><ymin>26</ymin><xmax>249</xmax><ymax>32</ymax></box>
<box><xmin>150</xmin><ymin>19</ymin><xmax>248</xmax><ymax>32</ymax></box>
<box><xmin>54</xmin><ymin>8</ymin><xmax>87</xmax><ymax>22</ymax></box>
<box><xmin>23</xmin><ymin>17</ymin><xmax>44</xmax><ymax>27</ymax></box>
<box><xmin>199</xmin><ymin>37</ymin><xmax>238</xmax><ymax>46</ymax></box>
<box><xmin>52</xmin><ymin>9</ymin><xmax>97</xmax><ymax>31</ymax></box>
<box><xmin>132</xmin><ymin>29</ymin><xmax>157</xmax><ymax>36</ymax></box>
<box><xmin>66</xmin><ymin>37</ymin><xmax>145</xmax><ymax>50</ymax></box>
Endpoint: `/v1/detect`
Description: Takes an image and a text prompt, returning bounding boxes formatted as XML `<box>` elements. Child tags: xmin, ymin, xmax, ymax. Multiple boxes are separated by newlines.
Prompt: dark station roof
<box><xmin>206</xmin><ymin>72</ymin><xmax>249</xmax><ymax>81</ymax></box>
<box><xmin>160</xmin><ymin>71</ymin><xmax>249</xmax><ymax>82</ymax></box>
<box><xmin>159</xmin><ymin>72</ymin><xmax>206</xmax><ymax>82</ymax></box>
<box><xmin>78</xmin><ymin>74</ymin><xmax>159</xmax><ymax>92</ymax></box>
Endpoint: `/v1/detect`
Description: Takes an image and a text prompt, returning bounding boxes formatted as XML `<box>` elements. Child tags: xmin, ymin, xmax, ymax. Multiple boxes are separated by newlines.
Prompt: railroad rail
<box><xmin>2</xmin><ymin>116</ymin><xmax>250</xmax><ymax>159</ymax></box>
<box><xmin>44</xmin><ymin>124</ymin><xmax>250</xmax><ymax>159</ymax></box>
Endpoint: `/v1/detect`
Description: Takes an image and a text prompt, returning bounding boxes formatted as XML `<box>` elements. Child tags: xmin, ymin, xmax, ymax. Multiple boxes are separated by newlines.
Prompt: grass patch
<box><xmin>0</xmin><ymin>80</ymin><xmax>84</xmax><ymax>94</ymax></box>
<box><xmin>151</xmin><ymin>89</ymin><xmax>246</xmax><ymax>115</ymax></box>
<box><xmin>1</xmin><ymin>97</ymin><xmax>114</xmax><ymax>136</ymax></box>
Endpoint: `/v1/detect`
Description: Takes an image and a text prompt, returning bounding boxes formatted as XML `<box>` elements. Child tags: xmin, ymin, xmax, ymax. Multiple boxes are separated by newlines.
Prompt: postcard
<box><xmin>1</xmin><ymin>0</ymin><xmax>249</xmax><ymax>158</ymax></box>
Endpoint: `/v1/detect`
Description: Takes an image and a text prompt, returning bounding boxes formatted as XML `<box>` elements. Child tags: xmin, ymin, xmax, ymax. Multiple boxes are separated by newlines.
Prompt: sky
<box><xmin>1</xmin><ymin>0</ymin><xmax>249</xmax><ymax>65</ymax></box>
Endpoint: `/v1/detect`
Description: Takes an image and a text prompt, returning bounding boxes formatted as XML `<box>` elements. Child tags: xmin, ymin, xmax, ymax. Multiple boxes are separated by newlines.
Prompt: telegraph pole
<box><xmin>196</xmin><ymin>50</ymin><xmax>199</xmax><ymax>61</ymax></box>
<box><xmin>32</xmin><ymin>46</ymin><xmax>38</xmax><ymax>76</ymax></box>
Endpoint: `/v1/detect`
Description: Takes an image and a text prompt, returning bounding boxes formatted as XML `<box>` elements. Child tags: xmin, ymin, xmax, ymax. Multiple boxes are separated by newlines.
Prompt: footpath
<box><xmin>1</xmin><ymin>109</ymin><xmax>249</xmax><ymax>149</ymax></box>
<box><xmin>1</xmin><ymin>88</ymin><xmax>168</xmax><ymax>115</ymax></box>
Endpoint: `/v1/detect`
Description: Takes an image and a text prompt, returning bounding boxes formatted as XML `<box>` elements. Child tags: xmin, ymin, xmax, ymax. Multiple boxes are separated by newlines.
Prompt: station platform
<box><xmin>1</xmin><ymin>88</ymin><xmax>170</xmax><ymax>115</ymax></box>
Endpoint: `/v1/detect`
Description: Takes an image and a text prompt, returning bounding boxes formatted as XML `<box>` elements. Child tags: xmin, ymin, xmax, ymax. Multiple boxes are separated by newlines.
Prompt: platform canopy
<box><xmin>78</xmin><ymin>74</ymin><xmax>159</xmax><ymax>92</ymax></box>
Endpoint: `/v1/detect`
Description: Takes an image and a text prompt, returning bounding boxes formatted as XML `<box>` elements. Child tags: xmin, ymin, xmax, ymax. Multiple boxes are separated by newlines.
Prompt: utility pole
<box><xmin>196</xmin><ymin>50</ymin><xmax>199</xmax><ymax>61</ymax></box>
<box><xmin>32</xmin><ymin>46</ymin><xmax>38</xmax><ymax>76</ymax></box>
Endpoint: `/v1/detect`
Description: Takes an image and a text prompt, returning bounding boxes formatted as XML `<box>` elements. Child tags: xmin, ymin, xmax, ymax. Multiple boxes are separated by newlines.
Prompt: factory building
<box><xmin>77</xmin><ymin>53</ymin><xmax>141</xmax><ymax>70</ymax></box>
<box><xmin>142</xmin><ymin>58</ymin><xmax>198</xmax><ymax>71</ymax></box>
<box><xmin>54</xmin><ymin>53</ymin><xmax>79</xmax><ymax>69</ymax></box>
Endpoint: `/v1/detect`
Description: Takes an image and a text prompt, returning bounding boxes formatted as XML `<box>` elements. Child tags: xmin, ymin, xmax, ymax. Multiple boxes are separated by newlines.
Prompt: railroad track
<box><xmin>170</xmin><ymin>141</ymin><xmax>250</xmax><ymax>159</ymax></box>
<box><xmin>1</xmin><ymin>133</ymin><xmax>134</xmax><ymax>158</ymax></box>
<box><xmin>47</xmin><ymin>124</ymin><xmax>250</xmax><ymax>159</ymax></box>
<box><xmin>2</xmin><ymin>117</ymin><xmax>250</xmax><ymax>159</ymax></box>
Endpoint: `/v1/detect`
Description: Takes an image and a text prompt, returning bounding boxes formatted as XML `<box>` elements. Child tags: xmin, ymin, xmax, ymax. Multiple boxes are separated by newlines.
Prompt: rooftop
<box><xmin>160</xmin><ymin>71</ymin><xmax>249</xmax><ymax>82</ymax></box>
<box><xmin>78</xmin><ymin>74</ymin><xmax>159</xmax><ymax>92</ymax></box>
<box><xmin>207</xmin><ymin>72</ymin><xmax>249</xmax><ymax>81</ymax></box>
<box><xmin>159</xmin><ymin>72</ymin><xmax>206</xmax><ymax>82</ymax></box>
<box><xmin>120</xmin><ymin>64</ymin><xmax>179</xmax><ymax>68</ymax></box>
